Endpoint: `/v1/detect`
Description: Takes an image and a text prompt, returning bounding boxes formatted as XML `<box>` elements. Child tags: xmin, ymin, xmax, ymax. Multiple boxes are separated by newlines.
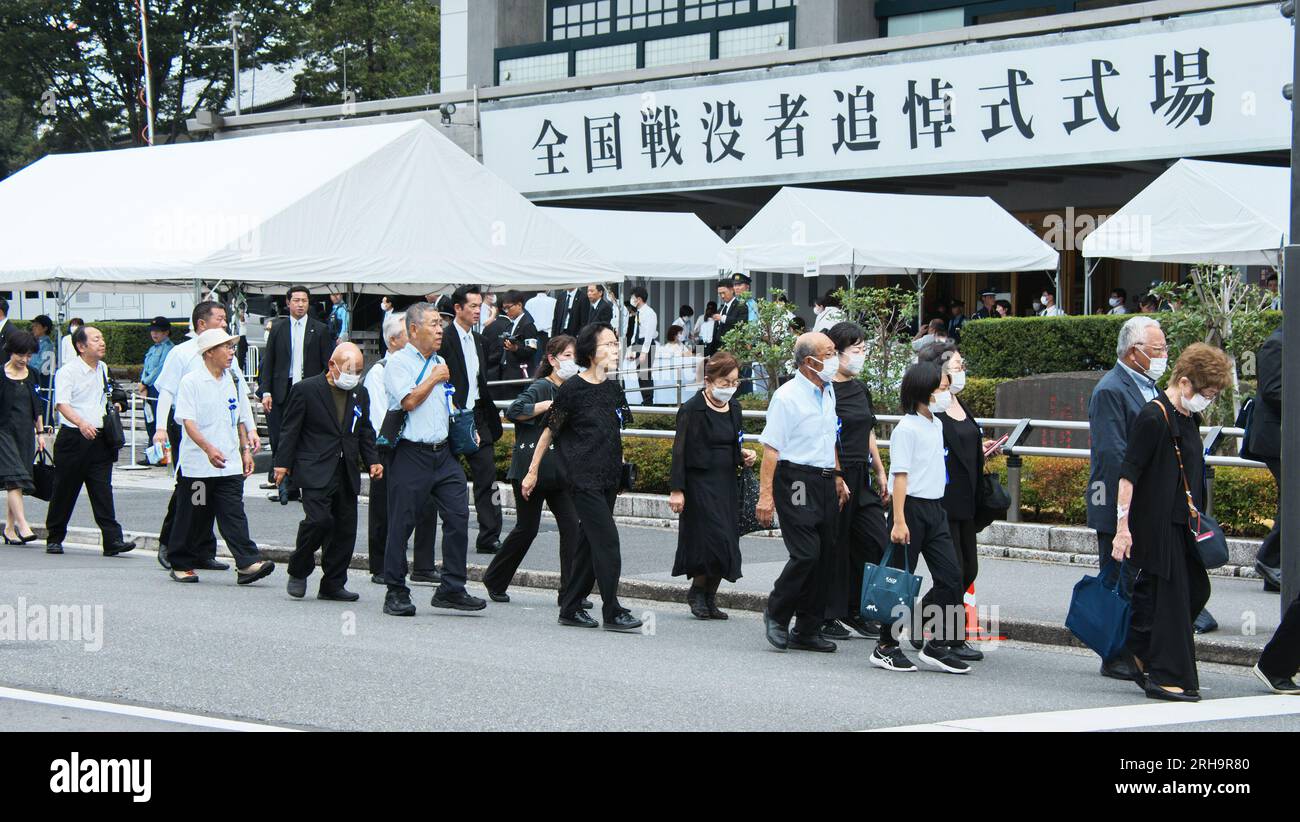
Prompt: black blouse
<box><xmin>505</xmin><ymin>376</ymin><xmax>561</xmax><ymax>483</ymax></box>
<box><xmin>938</xmin><ymin>398</ymin><xmax>984</xmax><ymax>521</ymax></box>
<box><xmin>546</xmin><ymin>376</ymin><xmax>631</xmax><ymax>491</ymax></box>
<box><xmin>668</xmin><ymin>391</ymin><xmax>743</xmax><ymax>492</ymax></box>
<box><xmin>833</xmin><ymin>379</ymin><xmax>876</xmax><ymax>465</ymax></box>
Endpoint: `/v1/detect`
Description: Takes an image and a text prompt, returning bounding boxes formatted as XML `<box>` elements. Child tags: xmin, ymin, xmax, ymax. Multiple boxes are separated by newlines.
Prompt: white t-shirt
<box><xmin>888</xmin><ymin>412</ymin><xmax>947</xmax><ymax>500</ymax></box>
<box><xmin>175</xmin><ymin>367</ymin><xmax>253</xmax><ymax>478</ymax></box>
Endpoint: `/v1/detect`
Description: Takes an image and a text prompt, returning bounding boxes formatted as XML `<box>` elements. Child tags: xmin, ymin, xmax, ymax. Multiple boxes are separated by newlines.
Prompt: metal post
<box><xmin>120</xmin><ymin>392</ymin><xmax>150</xmax><ymax>471</ymax></box>
<box><xmin>1204</xmin><ymin>464</ymin><xmax>1216</xmax><ymax>517</ymax></box>
<box><xmin>1283</xmin><ymin>1</ymin><xmax>1300</xmax><ymax>614</ymax></box>
<box><xmin>229</xmin><ymin>12</ymin><xmax>243</xmax><ymax>116</ymax></box>
<box><xmin>138</xmin><ymin>1</ymin><xmax>155</xmax><ymax>145</ymax></box>
<box><xmin>1006</xmin><ymin>454</ymin><xmax>1023</xmax><ymax>523</ymax></box>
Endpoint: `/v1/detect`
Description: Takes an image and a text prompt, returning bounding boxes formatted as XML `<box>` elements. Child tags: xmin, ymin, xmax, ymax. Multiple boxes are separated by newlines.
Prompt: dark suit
<box><xmin>274</xmin><ymin>373</ymin><xmax>378</xmax><ymax>592</ymax></box>
<box><xmin>498</xmin><ymin>311</ymin><xmax>541</xmax><ymax>399</ymax></box>
<box><xmin>440</xmin><ymin>323</ymin><xmax>504</xmax><ymax>551</ymax></box>
<box><xmin>1087</xmin><ymin>363</ymin><xmax>1152</xmax><ymax>607</ymax></box>
<box><xmin>586</xmin><ymin>299</ymin><xmax>613</xmax><ymax>327</ymax></box>
<box><xmin>551</xmin><ymin>289</ymin><xmax>586</xmax><ymax>339</ymax></box>
<box><xmin>260</xmin><ymin>314</ymin><xmax>333</xmax><ymax>484</ymax></box>
<box><xmin>708</xmin><ymin>298</ymin><xmax>746</xmax><ymax>356</ymax></box>
<box><xmin>0</xmin><ymin>319</ymin><xmax>12</xmax><ymax>354</ymax></box>
<box><xmin>1249</xmin><ymin>329</ymin><xmax>1282</xmax><ymax>570</ymax></box>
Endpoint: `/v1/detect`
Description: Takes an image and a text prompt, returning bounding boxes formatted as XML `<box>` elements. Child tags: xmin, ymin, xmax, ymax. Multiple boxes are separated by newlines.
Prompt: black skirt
<box><xmin>672</xmin><ymin>410</ymin><xmax>742</xmax><ymax>581</ymax></box>
<box><xmin>0</xmin><ymin>379</ymin><xmax>35</xmax><ymax>492</ymax></box>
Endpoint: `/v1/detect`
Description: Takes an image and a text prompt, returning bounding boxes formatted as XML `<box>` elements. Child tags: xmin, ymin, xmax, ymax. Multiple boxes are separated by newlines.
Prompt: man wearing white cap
<box><xmin>167</xmin><ymin>328</ymin><xmax>274</xmax><ymax>585</ymax></box>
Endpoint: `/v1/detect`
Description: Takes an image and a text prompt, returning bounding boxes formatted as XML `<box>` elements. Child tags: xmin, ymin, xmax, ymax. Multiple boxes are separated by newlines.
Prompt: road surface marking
<box><xmin>0</xmin><ymin>686</ymin><xmax>301</xmax><ymax>732</ymax></box>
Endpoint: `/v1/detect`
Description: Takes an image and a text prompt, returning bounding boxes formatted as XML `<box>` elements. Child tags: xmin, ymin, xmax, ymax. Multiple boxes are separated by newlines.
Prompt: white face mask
<box><xmin>1042</xmin><ymin>296</ymin><xmax>1052</xmax><ymax>306</ymax></box>
<box><xmin>1138</xmin><ymin>348</ymin><xmax>1168</xmax><ymax>381</ymax></box>
<box><xmin>556</xmin><ymin>359</ymin><xmax>580</xmax><ymax>379</ymax></box>
<box><xmin>334</xmin><ymin>371</ymin><xmax>360</xmax><ymax>391</ymax></box>
<box><xmin>1109</xmin><ymin>297</ymin><xmax>1122</xmax><ymax>307</ymax></box>
<box><xmin>812</xmin><ymin>356</ymin><xmax>838</xmax><ymax>383</ymax></box>
<box><xmin>1184</xmin><ymin>390</ymin><xmax>1213</xmax><ymax>414</ymax></box>
<box><xmin>929</xmin><ymin>391</ymin><xmax>953</xmax><ymax>415</ymax></box>
<box><xmin>842</xmin><ymin>352</ymin><xmax>866</xmax><ymax>375</ymax></box>
<box><xmin>948</xmin><ymin>371</ymin><xmax>967</xmax><ymax>394</ymax></box>
<box><xmin>710</xmin><ymin>385</ymin><xmax>737</xmax><ymax>404</ymax></box>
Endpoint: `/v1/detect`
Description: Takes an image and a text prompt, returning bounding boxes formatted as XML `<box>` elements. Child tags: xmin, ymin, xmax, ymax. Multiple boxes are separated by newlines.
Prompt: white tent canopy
<box><xmin>0</xmin><ymin>120</ymin><xmax>624</xmax><ymax>295</ymax></box>
<box><xmin>1080</xmin><ymin>159</ymin><xmax>1289</xmax><ymax>267</ymax></box>
<box><xmin>720</xmin><ymin>187</ymin><xmax>1060</xmax><ymax>277</ymax></box>
<box><xmin>539</xmin><ymin>206</ymin><xmax>725</xmax><ymax>280</ymax></box>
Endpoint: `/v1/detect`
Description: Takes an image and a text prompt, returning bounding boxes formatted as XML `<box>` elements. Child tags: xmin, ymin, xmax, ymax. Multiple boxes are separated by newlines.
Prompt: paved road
<box><xmin>2</xmin><ymin>542</ymin><xmax>1297</xmax><ymax>732</ymax></box>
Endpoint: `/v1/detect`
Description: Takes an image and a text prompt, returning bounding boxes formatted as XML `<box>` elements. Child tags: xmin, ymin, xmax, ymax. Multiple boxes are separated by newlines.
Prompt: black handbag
<box><xmin>31</xmin><ymin>446</ymin><xmax>55</xmax><ymax>501</ymax></box>
<box><xmin>736</xmin><ymin>467</ymin><xmax>765</xmax><ymax>535</ymax></box>
<box><xmin>619</xmin><ymin>461</ymin><xmax>637</xmax><ymax>492</ymax></box>
<box><xmin>448</xmin><ymin>404</ymin><xmax>480</xmax><ymax>456</ymax></box>
<box><xmin>974</xmin><ymin>472</ymin><xmax>1011</xmax><ymax>532</ymax></box>
<box><xmin>100</xmin><ymin>369</ymin><xmax>125</xmax><ymax>455</ymax></box>
<box><xmin>1156</xmin><ymin>401</ymin><xmax>1230</xmax><ymax>570</ymax></box>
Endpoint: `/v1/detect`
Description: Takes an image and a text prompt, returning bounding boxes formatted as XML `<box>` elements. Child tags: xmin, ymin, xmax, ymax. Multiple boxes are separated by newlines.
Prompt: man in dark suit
<box><xmin>496</xmin><ymin>291</ymin><xmax>541</xmax><ymax>401</ymax></box>
<box><xmin>1249</xmin><ymin>328</ymin><xmax>1283</xmax><ymax>591</ymax></box>
<box><xmin>551</xmin><ymin>287</ymin><xmax>587</xmax><ymax>340</ymax></box>
<box><xmin>274</xmin><ymin>342</ymin><xmax>381</xmax><ymax>601</ymax></box>
<box><xmin>1087</xmin><ymin>316</ymin><xmax>1169</xmax><ymax>680</ymax></box>
<box><xmin>0</xmin><ymin>297</ymin><xmax>11</xmax><ymax>353</ymax></box>
<box><xmin>260</xmin><ymin>286</ymin><xmax>334</xmax><ymax>493</ymax></box>
<box><xmin>585</xmin><ymin>283</ymin><xmax>614</xmax><ymax>325</ymax></box>
<box><xmin>709</xmin><ymin>278</ymin><xmax>747</xmax><ymax>357</ymax></box>
<box><xmin>441</xmin><ymin>285</ymin><xmax>505</xmax><ymax>554</ymax></box>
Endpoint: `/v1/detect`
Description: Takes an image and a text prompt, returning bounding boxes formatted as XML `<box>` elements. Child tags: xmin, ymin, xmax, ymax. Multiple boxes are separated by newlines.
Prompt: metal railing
<box><xmin>491</xmin><ymin>395</ymin><xmax>1267</xmax><ymax>523</ymax></box>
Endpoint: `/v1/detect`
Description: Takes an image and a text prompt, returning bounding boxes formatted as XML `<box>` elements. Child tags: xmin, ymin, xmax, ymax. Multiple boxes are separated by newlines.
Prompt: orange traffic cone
<box><xmin>964</xmin><ymin>583</ymin><xmax>1005</xmax><ymax>642</ymax></box>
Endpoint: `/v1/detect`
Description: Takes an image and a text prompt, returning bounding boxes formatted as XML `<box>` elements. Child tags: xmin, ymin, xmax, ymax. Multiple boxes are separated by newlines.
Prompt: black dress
<box><xmin>547</xmin><ymin>375</ymin><xmax>630</xmax><ymax>491</ymax></box>
<box><xmin>0</xmin><ymin>370</ymin><xmax>39</xmax><ymax>492</ymax></box>
<box><xmin>669</xmin><ymin>392</ymin><xmax>743</xmax><ymax>581</ymax></box>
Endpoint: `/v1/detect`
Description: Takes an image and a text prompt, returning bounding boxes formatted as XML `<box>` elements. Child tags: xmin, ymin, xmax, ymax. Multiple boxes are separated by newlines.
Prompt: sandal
<box><xmin>169</xmin><ymin>569</ymin><xmax>199</xmax><ymax>583</ymax></box>
<box><xmin>237</xmin><ymin>560</ymin><xmax>276</xmax><ymax>586</ymax></box>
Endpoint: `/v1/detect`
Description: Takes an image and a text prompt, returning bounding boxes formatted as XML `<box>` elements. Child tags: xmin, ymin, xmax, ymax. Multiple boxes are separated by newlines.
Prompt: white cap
<box><xmin>195</xmin><ymin>327</ymin><xmax>238</xmax><ymax>354</ymax></box>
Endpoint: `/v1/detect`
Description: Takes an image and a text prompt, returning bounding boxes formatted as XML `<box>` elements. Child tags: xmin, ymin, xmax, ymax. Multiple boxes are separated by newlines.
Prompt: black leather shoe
<box><xmin>558</xmin><ymin>610</ymin><xmax>598</xmax><ymax>628</ymax></box>
<box><xmin>705</xmin><ymin>592</ymin><xmax>728</xmax><ymax>620</ymax></box>
<box><xmin>821</xmin><ymin>619</ymin><xmax>852</xmax><ymax>641</ymax></box>
<box><xmin>384</xmin><ymin>590</ymin><xmax>416</xmax><ymax>617</ymax></box>
<box><xmin>103</xmin><ymin>539</ymin><xmax>137</xmax><ymax>557</ymax></box>
<box><xmin>1253</xmin><ymin>664</ymin><xmax>1300</xmax><ymax>695</ymax></box>
<box><xmin>1193</xmin><ymin>608</ymin><xmax>1218</xmax><ymax>634</ymax></box>
<box><xmin>157</xmin><ymin>545</ymin><xmax>172</xmax><ymax>570</ymax></box>
<box><xmin>789</xmin><ymin>630</ymin><xmax>837</xmax><ymax>653</ymax></box>
<box><xmin>410</xmin><ymin>569</ymin><xmax>441</xmax><ymax>584</ymax></box>
<box><xmin>476</xmin><ymin>541</ymin><xmax>501</xmax><ymax>555</ymax></box>
<box><xmin>1100</xmin><ymin>656</ymin><xmax>1143</xmax><ymax>684</ymax></box>
<box><xmin>287</xmin><ymin>577</ymin><xmax>307</xmax><ymax>599</ymax></box>
<box><xmin>431</xmin><ymin>590</ymin><xmax>487</xmax><ymax>611</ymax></box>
<box><xmin>687</xmin><ymin>586</ymin><xmax>711</xmax><ymax>620</ymax></box>
<box><xmin>1144</xmin><ymin>683</ymin><xmax>1200</xmax><ymax>702</ymax></box>
<box><xmin>195</xmin><ymin>558</ymin><xmax>230</xmax><ymax>571</ymax></box>
<box><xmin>370</xmin><ymin>574</ymin><xmax>385</xmax><ymax>585</ymax></box>
<box><xmin>763</xmin><ymin>610</ymin><xmax>789</xmax><ymax>651</ymax></box>
<box><xmin>603</xmin><ymin>612</ymin><xmax>643</xmax><ymax>633</ymax></box>
<box><xmin>949</xmin><ymin>641</ymin><xmax>985</xmax><ymax>662</ymax></box>
<box><xmin>1256</xmin><ymin>561</ymin><xmax>1282</xmax><ymax>593</ymax></box>
<box><xmin>557</xmin><ymin>593</ymin><xmax>594</xmax><ymax>610</ymax></box>
<box><xmin>487</xmin><ymin>590</ymin><xmax>510</xmax><ymax>603</ymax></box>
<box><xmin>844</xmin><ymin>615</ymin><xmax>881</xmax><ymax>639</ymax></box>
<box><xmin>319</xmin><ymin>588</ymin><xmax>359</xmax><ymax>602</ymax></box>
<box><xmin>45</xmin><ymin>543</ymin><xmax>63</xmax><ymax>555</ymax></box>
<box><xmin>236</xmin><ymin>560</ymin><xmax>275</xmax><ymax>585</ymax></box>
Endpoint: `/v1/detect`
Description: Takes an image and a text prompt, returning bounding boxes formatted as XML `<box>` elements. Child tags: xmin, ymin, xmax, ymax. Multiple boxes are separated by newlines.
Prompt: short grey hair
<box><xmin>405</xmin><ymin>302</ymin><xmax>436</xmax><ymax>333</ymax></box>
<box><xmin>1116</xmin><ymin>316</ymin><xmax>1161</xmax><ymax>359</ymax></box>
<box><xmin>793</xmin><ymin>335</ymin><xmax>820</xmax><ymax>365</ymax></box>
<box><xmin>382</xmin><ymin>312</ymin><xmax>407</xmax><ymax>344</ymax></box>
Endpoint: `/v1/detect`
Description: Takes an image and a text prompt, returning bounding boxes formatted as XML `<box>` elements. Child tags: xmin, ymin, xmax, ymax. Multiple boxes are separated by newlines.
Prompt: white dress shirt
<box><xmin>759</xmin><ymin>371</ymin><xmax>838</xmax><ymax>469</ymax></box>
<box><xmin>363</xmin><ymin>356</ymin><xmax>390</xmax><ymax>436</ymax></box>
<box><xmin>1041</xmin><ymin>305</ymin><xmax>1066</xmax><ymax>317</ymax></box>
<box><xmin>455</xmin><ymin>321</ymin><xmax>480</xmax><ymax>410</ymax></box>
<box><xmin>633</xmin><ymin>303</ymin><xmax>658</xmax><ymax>345</ymax></box>
<box><xmin>1118</xmin><ymin>360</ymin><xmax>1160</xmax><ymax>402</ymax></box>
<box><xmin>54</xmin><ymin>357</ymin><xmax>108</xmax><ymax>429</ymax></box>
<box><xmin>526</xmin><ymin>293</ymin><xmax>557</xmax><ymax>336</ymax></box>
<box><xmin>290</xmin><ymin>315</ymin><xmax>307</xmax><ymax>385</ymax></box>
<box><xmin>175</xmin><ymin>366</ymin><xmax>253</xmax><ymax>478</ymax></box>
<box><xmin>889</xmin><ymin>412</ymin><xmax>947</xmax><ymax>500</ymax></box>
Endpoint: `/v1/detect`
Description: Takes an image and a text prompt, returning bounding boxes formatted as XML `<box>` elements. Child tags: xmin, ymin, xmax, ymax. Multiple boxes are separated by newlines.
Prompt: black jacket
<box><xmin>551</xmin><ymin>289</ymin><xmax>586</xmax><ymax>339</ymax></box>
<box><xmin>260</xmin><ymin>315</ymin><xmax>333</xmax><ymax>405</ymax></box>
<box><xmin>1248</xmin><ymin>328</ymin><xmax>1281</xmax><ymax>460</ymax></box>
<box><xmin>439</xmin><ymin>322</ymin><xmax>504</xmax><ymax>442</ymax></box>
<box><xmin>586</xmin><ymin>299</ymin><xmax>613</xmax><ymax>327</ymax></box>
<box><xmin>709</xmin><ymin>298</ymin><xmax>747</xmax><ymax>354</ymax></box>
<box><xmin>505</xmin><ymin>376</ymin><xmax>562</xmax><ymax>484</ymax></box>
<box><xmin>938</xmin><ymin>396</ymin><xmax>985</xmax><ymax>521</ymax></box>
<box><xmin>669</xmin><ymin>391</ymin><xmax>743</xmax><ymax>492</ymax></box>
<box><xmin>501</xmin><ymin>311</ymin><xmax>542</xmax><ymax>381</ymax></box>
<box><xmin>272</xmin><ymin>373</ymin><xmax>378</xmax><ymax>495</ymax></box>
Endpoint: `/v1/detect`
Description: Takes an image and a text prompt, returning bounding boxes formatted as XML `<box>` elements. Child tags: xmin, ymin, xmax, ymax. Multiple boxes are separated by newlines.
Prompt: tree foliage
<box><xmin>832</xmin><ymin>285</ymin><xmax>917</xmax><ymax>413</ymax></box>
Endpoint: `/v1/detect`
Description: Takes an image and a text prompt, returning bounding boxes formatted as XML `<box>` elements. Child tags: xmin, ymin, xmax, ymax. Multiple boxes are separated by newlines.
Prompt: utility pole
<box><xmin>1281</xmin><ymin>2</ymin><xmax>1298</xmax><ymax>614</ymax></box>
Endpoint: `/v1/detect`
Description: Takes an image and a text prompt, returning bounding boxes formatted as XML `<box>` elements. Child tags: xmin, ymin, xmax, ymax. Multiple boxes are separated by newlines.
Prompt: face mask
<box><xmin>929</xmin><ymin>391</ymin><xmax>953</xmax><ymax>415</ymax></box>
<box><xmin>812</xmin><ymin>356</ymin><xmax>838</xmax><ymax>383</ymax></box>
<box><xmin>710</xmin><ymin>385</ymin><xmax>737</xmax><ymax>404</ymax></box>
<box><xmin>1139</xmin><ymin>349</ymin><xmax>1168</xmax><ymax>381</ymax></box>
<box><xmin>1042</xmin><ymin>296</ymin><xmax>1052</xmax><ymax>306</ymax></box>
<box><xmin>1184</xmin><ymin>390</ymin><xmax>1213</xmax><ymax>414</ymax></box>
<box><xmin>842</xmin><ymin>352</ymin><xmax>866</xmax><ymax>375</ymax></box>
<box><xmin>334</xmin><ymin>371</ymin><xmax>360</xmax><ymax>391</ymax></box>
<box><xmin>556</xmin><ymin>360</ymin><xmax>580</xmax><ymax>379</ymax></box>
<box><xmin>948</xmin><ymin>371</ymin><xmax>967</xmax><ymax>394</ymax></box>
<box><xmin>1109</xmin><ymin>297</ymin><xmax>1122</xmax><ymax>308</ymax></box>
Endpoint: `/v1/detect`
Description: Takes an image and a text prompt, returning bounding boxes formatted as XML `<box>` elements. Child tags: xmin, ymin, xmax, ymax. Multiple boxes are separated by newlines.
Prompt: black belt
<box><xmin>400</xmin><ymin>439</ymin><xmax>448</xmax><ymax>452</ymax></box>
<box><xmin>777</xmin><ymin>460</ymin><xmax>838</xmax><ymax>478</ymax></box>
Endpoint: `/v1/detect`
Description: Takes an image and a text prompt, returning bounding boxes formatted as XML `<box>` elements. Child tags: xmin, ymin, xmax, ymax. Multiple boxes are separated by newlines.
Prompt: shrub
<box><xmin>960</xmin><ymin>377</ymin><xmax>1006</xmax><ymax>418</ymax></box>
<box><xmin>960</xmin><ymin>315</ymin><xmax>1129</xmax><ymax>378</ymax></box>
<box><xmin>1211</xmin><ymin>465</ymin><xmax>1275</xmax><ymax>538</ymax></box>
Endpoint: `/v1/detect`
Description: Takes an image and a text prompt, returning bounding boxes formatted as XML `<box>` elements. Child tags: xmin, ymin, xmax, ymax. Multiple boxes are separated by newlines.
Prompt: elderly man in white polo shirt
<box><xmin>166</xmin><ymin>328</ymin><xmax>274</xmax><ymax>586</ymax></box>
<box><xmin>44</xmin><ymin>325</ymin><xmax>136</xmax><ymax>557</ymax></box>
<box><xmin>755</xmin><ymin>331</ymin><xmax>850</xmax><ymax>653</ymax></box>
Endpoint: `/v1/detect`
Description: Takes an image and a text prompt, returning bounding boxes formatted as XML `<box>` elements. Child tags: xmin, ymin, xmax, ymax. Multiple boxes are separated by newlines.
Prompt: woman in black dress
<box><xmin>522</xmin><ymin>323</ymin><xmax>643</xmax><ymax>633</ymax></box>
<box><xmin>1113</xmin><ymin>343</ymin><xmax>1233</xmax><ymax>701</ymax></box>
<box><xmin>918</xmin><ymin>340</ymin><xmax>986</xmax><ymax>661</ymax></box>
<box><xmin>483</xmin><ymin>335</ymin><xmax>586</xmax><ymax>607</ymax></box>
<box><xmin>818</xmin><ymin>322</ymin><xmax>890</xmax><ymax>641</ymax></box>
<box><xmin>668</xmin><ymin>351</ymin><xmax>755</xmax><ymax>619</ymax></box>
<box><xmin>0</xmin><ymin>331</ymin><xmax>45</xmax><ymax>544</ymax></box>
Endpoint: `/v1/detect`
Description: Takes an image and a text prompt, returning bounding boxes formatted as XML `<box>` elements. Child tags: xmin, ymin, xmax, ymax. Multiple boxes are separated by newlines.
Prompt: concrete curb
<box><xmin>57</xmin><ymin>525</ymin><xmax>1262</xmax><ymax>668</ymax></box>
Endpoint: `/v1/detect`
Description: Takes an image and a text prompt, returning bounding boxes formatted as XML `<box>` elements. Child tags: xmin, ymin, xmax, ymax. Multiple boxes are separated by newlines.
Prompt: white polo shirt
<box><xmin>889</xmin><ymin>412</ymin><xmax>947</xmax><ymax>500</ymax></box>
<box><xmin>175</xmin><ymin>366</ymin><xmax>253</xmax><ymax>478</ymax></box>
<box><xmin>759</xmin><ymin>371</ymin><xmax>838</xmax><ymax>469</ymax></box>
<box><xmin>54</xmin><ymin>357</ymin><xmax>108</xmax><ymax>429</ymax></box>
<box><xmin>154</xmin><ymin>337</ymin><xmax>253</xmax><ymax>430</ymax></box>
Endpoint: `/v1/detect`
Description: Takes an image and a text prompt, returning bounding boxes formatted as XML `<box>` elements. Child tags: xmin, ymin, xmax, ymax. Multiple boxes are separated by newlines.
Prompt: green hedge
<box><xmin>961</xmin><ymin>377</ymin><xmax>1006</xmax><ymax>418</ymax></box>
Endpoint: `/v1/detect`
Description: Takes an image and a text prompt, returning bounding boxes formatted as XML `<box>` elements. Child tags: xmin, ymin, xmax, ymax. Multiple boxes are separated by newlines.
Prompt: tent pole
<box><xmin>1055</xmin><ymin>261</ymin><xmax>1064</xmax><ymax>314</ymax></box>
<box><xmin>1083</xmin><ymin>258</ymin><xmax>1099</xmax><ymax>315</ymax></box>
<box><xmin>914</xmin><ymin>270</ymin><xmax>924</xmax><ymax>329</ymax></box>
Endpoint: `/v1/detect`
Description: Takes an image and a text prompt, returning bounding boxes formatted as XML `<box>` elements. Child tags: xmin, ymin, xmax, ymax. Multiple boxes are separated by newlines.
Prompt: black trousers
<box><xmin>881</xmin><ymin>496</ymin><xmax>965</xmax><ymax>646</ymax></box>
<box><xmin>367</xmin><ymin>446</ymin><xmax>436</xmax><ymax>575</ymax></box>
<box><xmin>1259</xmin><ymin>594</ymin><xmax>1300</xmax><ymax>679</ymax></box>
<box><xmin>562</xmin><ymin>486</ymin><xmax>622</xmax><ymax>622</ymax></box>
<box><xmin>1259</xmin><ymin>458</ymin><xmax>1282</xmax><ymax>569</ymax></box>
<box><xmin>45</xmin><ymin>426</ymin><xmax>125</xmax><ymax>547</ymax></box>
<box><xmin>384</xmin><ymin>441</ymin><xmax>468</xmax><ymax>596</ymax></box>
<box><xmin>769</xmin><ymin>464</ymin><xmax>840</xmax><ymax>629</ymax></box>
<box><xmin>466</xmin><ymin>429</ymin><xmax>502</xmax><ymax>551</ymax></box>
<box><xmin>483</xmin><ymin>480</ymin><xmax>580</xmax><ymax>597</ymax></box>
<box><xmin>158</xmin><ymin>410</ymin><xmax>217</xmax><ymax>560</ymax></box>
<box><xmin>168</xmin><ymin>475</ymin><xmax>262</xmax><ymax>571</ymax></box>
<box><xmin>948</xmin><ymin>516</ymin><xmax>979</xmax><ymax>593</ymax></box>
<box><xmin>265</xmin><ymin>402</ymin><xmax>282</xmax><ymax>483</ymax></box>
<box><xmin>822</xmin><ymin>461</ymin><xmax>887</xmax><ymax>621</ymax></box>
<box><xmin>1126</xmin><ymin>527</ymin><xmax>1211</xmax><ymax>691</ymax></box>
<box><xmin>288</xmin><ymin>459</ymin><xmax>358</xmax><ymax>592</ymax></box>
<box><xmin>143</xmin><ymin>385</ymin><xmax>159</xmax><ymax>441</ymax></box>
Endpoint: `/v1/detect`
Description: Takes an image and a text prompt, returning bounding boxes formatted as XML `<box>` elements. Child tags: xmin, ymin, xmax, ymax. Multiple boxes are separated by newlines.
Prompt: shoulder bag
<box><xmin>1155</xmin><ymin>401</ymin><xmax>1229</xmax><ymax>569</ymax></box>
